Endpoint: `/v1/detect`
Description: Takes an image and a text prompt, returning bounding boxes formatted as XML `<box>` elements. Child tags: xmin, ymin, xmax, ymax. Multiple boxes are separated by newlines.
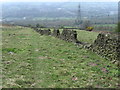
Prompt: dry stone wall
<box><xmin>60</xmin><ymin>29</ymin><xmax>78</xmax><ymax>43</ymax></box>
<box><xmin>35</xmin><ymin>29</ymin><xmax>51</xmax><ymax>35</ymax></box>
<box><xmin>34</xmin><ymin>28</ymin><xmax>119</xmax><ymax>63</ymax></box>
<box><xmin>88</xmin><ymin>33</ymin><xmax>120</xmax><ymax>62</ymax></box>
<box><xmin>34</xmin><ymin>28</ymin><xmax>79</xmax><ymax>43</ymax></box>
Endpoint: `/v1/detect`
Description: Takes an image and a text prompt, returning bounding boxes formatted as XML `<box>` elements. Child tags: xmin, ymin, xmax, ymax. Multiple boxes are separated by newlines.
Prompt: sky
<box><xmin>1</xmin><ymin>0</ymin><xmax>119</xmax><ymax>2</ymax></box>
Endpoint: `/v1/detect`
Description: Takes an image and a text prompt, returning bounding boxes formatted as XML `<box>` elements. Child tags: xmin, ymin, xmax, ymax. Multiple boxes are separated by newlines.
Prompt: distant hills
<box><xmin>2</xmin><ymin>2</ymin><xmax>118</xmax><ymax>19</ymax></box>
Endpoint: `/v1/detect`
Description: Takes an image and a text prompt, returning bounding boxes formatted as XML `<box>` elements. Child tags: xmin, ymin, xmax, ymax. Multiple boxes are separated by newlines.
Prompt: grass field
<box><xmin>76</xmin><ymin>30</ymin><xmax>99</xmax><ymax>44</ymax></box>
<box><xmin>2</xmin><ymin>26</ymin><xmax>119</xmax><ymax>88</ymax></box>
<box><xmin>94</xmin><ymin>24</ymin><xmax>117</xmax><ymax>27</ymax></box>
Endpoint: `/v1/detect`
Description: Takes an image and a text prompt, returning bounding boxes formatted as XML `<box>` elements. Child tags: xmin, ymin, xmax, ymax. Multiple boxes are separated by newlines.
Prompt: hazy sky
<box><xmin>1</xmin><ymin>0</ymin><xmax>119</xmax><ymax>2</ymax></box>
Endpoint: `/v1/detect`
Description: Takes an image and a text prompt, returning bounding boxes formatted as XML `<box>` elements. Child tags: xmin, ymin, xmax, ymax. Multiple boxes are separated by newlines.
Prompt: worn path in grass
<box><xmin>2</xmin><ymin>26</ymin><xmax>118</xmax><ymax>88</ymax></box>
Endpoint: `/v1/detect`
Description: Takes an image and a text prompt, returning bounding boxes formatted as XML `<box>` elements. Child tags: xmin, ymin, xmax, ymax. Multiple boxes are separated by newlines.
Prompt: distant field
<box><xmin>94</xmin><ymin>24</ymin><xmax>117</xmax><ymax>32</ymax></box>
<box><xmin>94</xmin><ymin>24</ymin><xmax>117</xmax><ymax>27</ymax></box>
<box><xmin>2</xmin><ymin>26</ymin><xmax>118</xmax><ymax>88</ymax></box>
<box><xmin>76</xmin><ymin>30</ymin><xmax>99</xmax><ymax>44</ymax></box>
<box><xmin>33</xmin><ymin>17</ymin><xmax>75</xmax><ymax>20</ymax></box>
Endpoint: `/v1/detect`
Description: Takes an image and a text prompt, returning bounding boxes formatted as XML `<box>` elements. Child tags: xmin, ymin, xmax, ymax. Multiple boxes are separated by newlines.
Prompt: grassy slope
<box><xmin>2</xmin><ymin>26</ymin><xmax>118</xmax><ymax>88</ymax></box>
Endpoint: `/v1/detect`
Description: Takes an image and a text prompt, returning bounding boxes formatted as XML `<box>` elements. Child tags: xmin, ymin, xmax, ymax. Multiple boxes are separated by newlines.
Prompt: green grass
<box><xmin>94</xmin><ymin>24</ymin><xmax>117</xmax><ymax>27</ymax></box>
<box><xmin>76</xmin><ymin>30</ymin><xmax>99</xmax><ymax>44</ymax></box>
<box><xmin>2</xmin><ymin>26</ymin><xmax>119</xmax><ymax>88</ymax></box>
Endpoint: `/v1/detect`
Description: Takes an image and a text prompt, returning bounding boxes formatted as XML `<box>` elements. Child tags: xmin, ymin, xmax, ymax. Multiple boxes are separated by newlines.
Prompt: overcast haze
<box><xmin>1</xmin><ymin>0</ymin><xmax>119</xmax><ymax>2</ymax></box>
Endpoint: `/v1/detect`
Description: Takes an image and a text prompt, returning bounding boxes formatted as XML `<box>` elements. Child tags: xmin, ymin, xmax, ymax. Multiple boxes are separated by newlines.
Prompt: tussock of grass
<box><xmin>2</xmin><ymin>26</ymin><xmax>119</xmax><ymax>88</ymax></box>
